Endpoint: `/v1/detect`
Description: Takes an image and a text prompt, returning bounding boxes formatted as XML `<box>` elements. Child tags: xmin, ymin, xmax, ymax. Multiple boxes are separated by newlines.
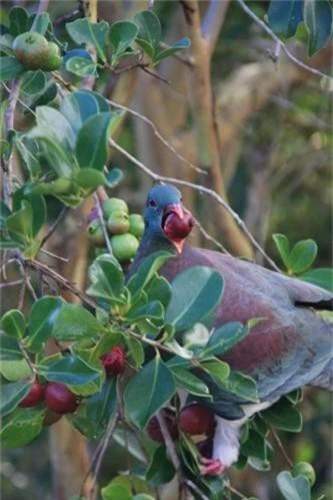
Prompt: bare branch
<box><xmin>0</xmin><ymin>279</ymin><xmax>23</xmax><ymax>288</ymax></box>
<box><xmin>202</xmin><ymin>0</ymin><xmax>230</xmax><ymax>53</ymax></box>
<box><xmin>2</xmin><ymin>79</ymin><xmax>20</xmax><ymax>208</ymax></box>
<box><xmin>236</xmin><ymin>0</ymin><xmax>332</xmax><ymax>81</ymax></box>
<box><xmin>93</xmin><ymin>192</ymin><xmax>113</xmax><ymax>255</ymax></box>
<box><xmin>108</xmin><ymin>137</ymin><xmax>281</xmax><ymax>271</ymax></box>
<box><xmin>40</xmin><ymin>207</ymin><xmax>69</xmax><ymax>248</ymax></box>
<box><xmin>269</xmin><ymin>426</ymin><xmax>293</xmax><ymax>469</ymax></box>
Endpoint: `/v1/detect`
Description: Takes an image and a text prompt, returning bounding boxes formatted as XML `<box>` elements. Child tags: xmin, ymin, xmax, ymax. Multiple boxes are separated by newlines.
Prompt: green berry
<box><xmin>128</xmin><ymin>213</ymin><xmax>145</xmax><ymax>238</ymax></box>
<box><xmin>87</xmin><ymin>219</ymin><xmax>105</xmax><ymax>246</ymax></box>
<box><xmin>292</xmin><ymin>462</ymin><xmax>316</xmax><ymax>486</ymax></box>
<box><xmin>102</xmin><ymin>198</ymin><xmax>128</xmax><ymax>219</ymax></box>
<box><xmin>107</xmin><ymin>210</ymin><xmax>130</xmax><ymax>235</ymax></box>
<box><xmin>42</xmin><ymin>42</ymin><xmax>62</xmax><ymax>71</ymax></box>
<box><xmin>13</xmin><ymin>32</ymin><xmax>49</xmax><ymax>70</ymax></box>
<box><xmin>111</xmin><ymin>233</ymin><xmax>139</xmax><ymax>262</ymax></box>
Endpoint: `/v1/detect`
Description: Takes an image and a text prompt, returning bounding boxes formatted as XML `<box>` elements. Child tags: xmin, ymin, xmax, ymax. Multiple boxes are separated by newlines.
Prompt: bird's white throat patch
<box><xmin>213</xmin><ymin>401</ymin><xmax>273</xmax><ymax>467</ymax></box>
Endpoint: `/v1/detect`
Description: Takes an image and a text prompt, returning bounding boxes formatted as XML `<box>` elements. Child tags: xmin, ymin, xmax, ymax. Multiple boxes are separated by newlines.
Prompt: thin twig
<box><xmin>0</xmin><ymin>279</ymin><xmax>23</xmax><ymax>288</ymax></box>
<box><xmin>184</xmin><ymin>479</ymin><xmax>210</xmax><ymax>500</ymax></box>
<box><xmin>88</xmin><ymin>410</ymin><xmax>119</xmax><ymax>500</ymax></box>
<box><xmin>40</xmin><ymin>207</ymin><xmax>69</xmax><ymax>248</ymax></box>
<box><xmin>105</xmin><ymin>97</ymin><xmax>206</xmax><ymax>175</ymax></box>
<box><xmin>269</xmin><ymin>426</ymin><xmax>293</xmax><ymax>469</ymax></box>
<box><xmin>93</xmin><ymin>193</ymin><xmax>113</xmax><ymax>255</ymax></box>
<box><xmin>38</xmin><ymin>248</ymin><xmax>69</xmax><ymax>263</ymax></box>
<box><xmin>18</xmin><ymin>280</ymin><xmax>27</xmax><ymax>310</ymax></box>
<box><xmin>193</xmin><ymin>217</ymin><xmax>230</xmax><ymax>254</ymax></box>
<box><xmin>158</xmin><ymin>41</ymin><xmax>194</xmax><ymax>67</ymax></box>
<box><xmin>236</xmin><ymin>0</ymin><xmax>332</xmax><ymax>81</ymax></box>
<box><xmin>108</xmin><ymin>137</ymin><xmax>281</xmax><ymax>271</ymax></box>
<box><xmin>226</xmin><ymin>484</ymin><xmax>248</xmax><ymax>499</ymax></box>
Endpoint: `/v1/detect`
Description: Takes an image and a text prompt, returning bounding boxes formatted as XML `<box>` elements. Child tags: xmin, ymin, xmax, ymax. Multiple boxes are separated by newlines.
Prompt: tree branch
<box><xmin>202</xmin><ymin>0</ymin><xmax>230</xmax><ymax>53</ymax></box>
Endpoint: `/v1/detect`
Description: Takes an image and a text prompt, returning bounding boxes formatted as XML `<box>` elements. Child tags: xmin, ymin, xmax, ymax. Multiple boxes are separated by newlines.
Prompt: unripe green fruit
<box><xmin>13</xmin><ymin>32</ymin><xmax>49</xmax><ymax>70</ymax></box>
<box><xmin>292</xmin><ymin>462</ymin><xmax>316</xmax><ymax>486</ymax></box>
<box><xmin>42</xmin><ymin>42</ymin><xmax>62</xmax><ymax>71</ymax></box>
<box><xmin>111</xmin><ymin>233</ymin><xmax>139</xmax><ymax>262</ymax></box>
<box><xmin>87</xmin><ymin>220</ymin><xmax>105</xmax><ymax>246</ymax></box>
<box><xmin>102</xmin><ymin>198</ymin><xmax>128</xmax><ymax>219</ymax></box>
<box><xmin>129</xmin><ymin>213</ymin><xmax>145</xmax><ymax>238</ymax></box>
<box><xmin>107</xmin><ymin>210</ymin><xmax>130</xmax><ymax>235</ymax></box>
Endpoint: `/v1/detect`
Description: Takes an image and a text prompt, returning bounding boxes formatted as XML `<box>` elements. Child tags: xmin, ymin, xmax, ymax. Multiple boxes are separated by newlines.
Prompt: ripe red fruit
<box><xmin>19</xmin><ymin>379</ymin><xmax>46</xmax><ymax>408</ymax></box>
<box><xmin>147</xmin><ymin>408</ymin><xmax>179</xmax><ymax>443</ymax></box>
<box><xmin>179</xmin><ymin>404</ymin><xmax>216</xmax><ymax>436</ymax></box>
<box><xmin>163</xmin><ymin>211</ymin><xmax>194</xmax><ymax>240</ymax></box>
<box><xmin>100</xmin><ymin>346</ymin><xmax>126</xmax><ymax>377</ymax></box>
<box><xmin>45</xmin><ymin>382</ymin><xmax>80</xmax><ymax>414</ymax></box>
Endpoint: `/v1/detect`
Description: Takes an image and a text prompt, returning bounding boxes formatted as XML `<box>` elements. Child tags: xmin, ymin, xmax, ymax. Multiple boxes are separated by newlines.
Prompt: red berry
<box><xmin>179</xmin><ymin>404</ymin><xmax>216</xmax><ymax>436</ymax></box>
<box><xmin>100</xmin><ymin>346</ymin><xmax>126</xmax><ymax>377</ymax></box>
<box><xmin>147</xmin><ymin>408</ymin><xmax>178</xmax><ymax>443</ymax></box>
<box><xmin>19</xmin><ymin>379</ymin><xmax>46</xmax><ymax>408</ymax></box>
<box><xmin>45</xmin><ymin>382</ymin><xmax>80</xmax><ymax>414</ymax></box>
<box><xmin>163</xmin><ymin>211</ymin><xmax>194</xmax><ymax>240</ymax></box>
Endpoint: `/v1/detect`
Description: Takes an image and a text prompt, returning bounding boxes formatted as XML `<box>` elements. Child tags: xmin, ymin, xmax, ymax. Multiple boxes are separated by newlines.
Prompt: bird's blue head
<box><xmin>144</xmin><ymin>184</ymin><xmax>194</xmax><ymax>253</ymax></box>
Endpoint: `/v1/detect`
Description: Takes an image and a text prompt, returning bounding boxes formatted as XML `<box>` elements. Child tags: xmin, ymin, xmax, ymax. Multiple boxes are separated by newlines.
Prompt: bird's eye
<box><xmin>149</xmin><ymin>199</ymin><xmax>157</xmax><ymax>207</ymax></box>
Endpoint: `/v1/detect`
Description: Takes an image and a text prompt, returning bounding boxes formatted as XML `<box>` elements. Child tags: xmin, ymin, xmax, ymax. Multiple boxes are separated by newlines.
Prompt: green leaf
<box><xmin>105</xmin><ymin>167</ymin><xmax>123</xmax><ymax>188</ymax></box>
<box><xmin>125</xmin><ymin>300</ymin><xmax>164</xmax><ymax>326</ymax></box>
<box><xmin>166</xmin><ymin>266</ymin><xmax>224</xmax><ymax>332</ymax></box>
<box><xmin>0</xmin><ymin>333</ymin><xmax>23</xmax><ymax>361</ymax></box>
<box><xmin>288</xmin><ymin>239</ymin><xmax>317</xmax><ymax>274</ymax></box>
<box><xmin>262</xmin><ymin>397</ymin><xmax>303</xmax><ymax>432</ymax></box>
<box><xmin>127</xmin><ymin>251</ymin><xmax>173</xmax><ymax>297</ymax></box>
<box><xmin>223</xmin><ymin>371</ymin><xmax>258</xmax><ymax>402</ymax></box>
<box><xmin>124</xmin><ymin>356</ymin><xmax>175</xmax><ymax>429</ymax></box>
<box><xmin>38</xmin><ymin>355</ymin><xmax>104</xmax><ymax>395</ymax></box>
<box><xmin>153</xmin><ymin>37</ymin><xmax>191</xmax><ymax>64</ymax></box>
<box><xmin>26</xmin><ymin>296</ymin><xmax>62</xmax><ymax>352</ymax></box>
<box><xmin>12</xmin><ymin>191</ymin><xmax>46</xmax><ymax>238</ymax></box>
<box><xmin>241</xmin><ymin>429</ymin><xmax>267</xmax><ymax>461</ymax></box>
<box><xmin>0</xmin><ymin>380</ymin><xmax>31</xmax><ymax>417</ymax></box>
<box><xmin>16</xmin><ymin>137</ymin><xmax>41</xmax><ymax>178</ymax></box>
<box><xmin>267</xmin><ymin>1</ymin><xmax>303</xmax><ymax>37</ymax></box>
<box><xmin>200</xmin><ymin>358</ymin><xmax>230</xmax><ymax>386</ymax></box>
<box><xmin>66</xmin><ymin>18</ymin><xmax>109</xmax><ymax>62</ymax></box>
<box><xmin>76</xmin><ymin>168</ymin><xmax>106</xmax><ymax>191</ymax></box>
<box><xmin>0</xmin><ymin>359</ymin><xmax>31</xmax><ymax>381</ymax></box>
<box><xmin>272</xmin><ymin>233</ymin><xmax>290</xmax><ymax>269</ymax></box>
<box><xmin>6</xmin><ymin>200</ymin><xmax>33</xmax><ymax>244</ymax></box>
<box><xmin>146</xmin><ymin>445</ymin><xmax>176</xmax><ymax>485</ymax></box>
<box><xmin>21</xmin><ymin>70</ymin><xmax>47</xmax><ymax>96</ymax></box>
<box><xmin>109</xmin><ymin>21</ymin><xmax>138</xmax><ymax>64</ymax></box>
<box><xmin>0</xmin><ymin>56</ymin><xmax>25</xmax><ymax>82</ymax></box>
<box><xmin>65</xmin><ymin>56</ymin><xmax>97</xmax><ymax>77</ymax></box>
<box><xmin>134</xmin><ymin>10</ymin><xmax>161</xmax><ymax>58</ymax></box>
<box><xmin>304</xmin><ymin>0</ymin><xmax>333</xmax><ymax>56</ymax></box>
<box><xmin>76</xmin><ymin>112</ymin><xmax>123</xmax><ymax>171</ymax></box>
<box><xmin>203</xmin><ymin>322</ymin><xmax>248</xmax><ymax>357</ymax></box>
<box><xmin>87</xmin><ymin>254</ymin><xmax>125</xmax><ymax>305</ymax></box>
<box><xmin>37</xmin><ymin>137</ymin><xmax>74</xmax><ymax>178</ymax></box>
<box><xmin>0</xmin><ymin>309</ymin><xmax>25</xmax><ymax>339</ymax></box>
<box><xmin>170</xmin><ymin>367</ymin><xmax>211</xmax><ymax>398</ymax></box>
<box><xmin>31</xmin><ymin>106</ymin><xmax>76</xmax><ymax>150</ymax></box>
<box><xmin>69</xmin><ymin>379</ymin><xmax>116</xmax><ymax>440</ymax></box>
<box><xmin>33</xmin><ymin>12</ymin><xmax>51</xmax><ymax>35</ymax></box>
<box><xmin>9</xmin><ymin>6</ymin><xmax>32</xmax><ymax>37</ymax></box>
<box><xmin>144</xmin><ymin>275</ymin><xmax>171</xmax><ymax>309</ymax></box>
<box><xmin>277</xmin><ymin>470</ymin><xmax>311</xmax><ymax>500</ymax></box>
<box><xmin>60</xmin><ymin>91</ymin><xmax>100</xmax><ymax>135</ymax></box>
<box><xmin>0</xmin><ymin>407</ymin><xmax>45</xmax><ymax>447</ymax></box>
<box><xmin>300</xmin><ymin>268</ymin><xmax>333</xmax><ymax>292</ymax></box>
<box><xmin>125</xmin><ymin>336</ymin><xmax>145</xmax><ymax>368</ymax></box>
<box><xmin>101</xmin><ymin>484</ymin><xmax>131</xmax><ymax>500</ymax></box>
<box><xmin>53</xmin><ymin>303</ymin><xmax>102</xmax><ymax>342</ymax></box>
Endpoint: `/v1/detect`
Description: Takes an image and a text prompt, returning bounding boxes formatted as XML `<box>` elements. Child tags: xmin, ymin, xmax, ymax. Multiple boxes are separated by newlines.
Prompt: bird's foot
<box><xmin>199</xmin><ymin>457</ymin><xmax>225</xmax><ymax>476</ymax></box>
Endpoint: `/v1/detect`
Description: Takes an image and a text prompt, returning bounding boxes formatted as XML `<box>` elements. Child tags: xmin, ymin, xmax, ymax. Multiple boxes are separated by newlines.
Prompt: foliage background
<box><xmin>0</xmin><ymin>1</ymin><xmax>332</xmax><ymax>499</ymax></box>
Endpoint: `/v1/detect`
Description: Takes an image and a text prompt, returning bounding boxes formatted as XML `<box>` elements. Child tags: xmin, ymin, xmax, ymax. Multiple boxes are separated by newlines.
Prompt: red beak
<box><xmin>162</xmin><ymin>203</ymin><xmax>194</xmax><ymax>253</ymax></box>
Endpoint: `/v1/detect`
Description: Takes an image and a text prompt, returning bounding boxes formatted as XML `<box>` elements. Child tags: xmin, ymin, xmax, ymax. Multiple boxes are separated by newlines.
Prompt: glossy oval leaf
<box><xmin>288</xmin><ymin>239</ymin><xmax>317</xmax><ymax>274</ymax></box>
<box><xmin>277</xmin><ymin>470</ymin><xmax>311</xmax><ymax>500</ymax></box>
<box><xmin>0</xmin><ymin>309</ymin><xmax>25</xmax><ymax>339</ymax></box>
<box><xmin>52</xmin><ymin>303</ymin><xmax>102</xmax><ymax>341</ymax></box>
<box><xmin>127</xmin><ymin>251</ymin><xmax>173</xmax><ymax>297</ymax></box>
<box><xmin>268</xmin><ymin>0</ymin><xmax>303</xmax><ymax>37</ymax></box>
<box><xmin>124</xmin><ymin>356</ymin><xmax>175</xmax><ymax>429</ymax></box>
<box><xmin>87</xmin><ymin>254</ymin><xmax>125</xmax><ymax>305</ymax></box>
<box><xmin>65</xmin><ymin>56</ymin><xmax>97</xmax><ymax>77</ymax></box>
<box><xmin>0</xmin><ymin>333</ymin><xmax>23</xmax><ymax>361</ymax></box>
<box><xmin>9</xmin><ymin>6</ymin><xmax>31</xmax><ymax>37</ymax></box>
<box><xmin>166</xmin><ymin>266</ymin><xmax>224</xmax><ymax>332</ymax></box>
<box><xmin>26</xmin><ymin>296</ymin><xmax>62</xmax><ymax>352</ymax></box>
<box><xmin>66</xmin><ymin>18</ymin><xmax>109</xmax><ymax>62</ymax></box>
<box><xmin>203</xmin><ymin>322</ymin><xmax>248</xmax><ymax>357</ymax></box>
<box><xmin>109</xmin><ymin>21</ymin><xmax>138</xmax><ymax>59</ymax></box>
<box><xmin>76</xmin><ymin>112</ymin><xmax>122</xmax><ymax>171</ymax></box>
<box><xmin>0</xmin><ymin>380</ymin><xmax>32</xmax><ymax>417</ymax></box>
<box><xmin>304</xmin><ymin>0</ymin><xmax>333</xmax><ymax>56</ymax></box>
<box><xmin>300</xmin><ymin>267</ymin><xmax>333</xmax><ymax>292</ymax></box>
<box><xmin>21</xmin><ymin>70</ymin><xmax>47</xmax><ymax>96</ymax></box>
<box><xmin>134</xmin><ymin>10</ymin><xmax>161</xmax><ymax>55</ymax></box>
<box><xmin>170</xmin><ymin>366</ymin><xmax>211</xmax><ymax>398</ymax></box>
<box><xmin>0</xmin><ymin>407</ymin><xmax>45</xmax><ymax>447</ymax></box>
<box><xmin>262</xmin><ymin>397</ymin><xmax>303</xmax><ymax>432</ymax></box>
<box><xmin>272</xmin><ymin>233</ymin><xmax>290</xmax><ymax>269</ymax></box>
